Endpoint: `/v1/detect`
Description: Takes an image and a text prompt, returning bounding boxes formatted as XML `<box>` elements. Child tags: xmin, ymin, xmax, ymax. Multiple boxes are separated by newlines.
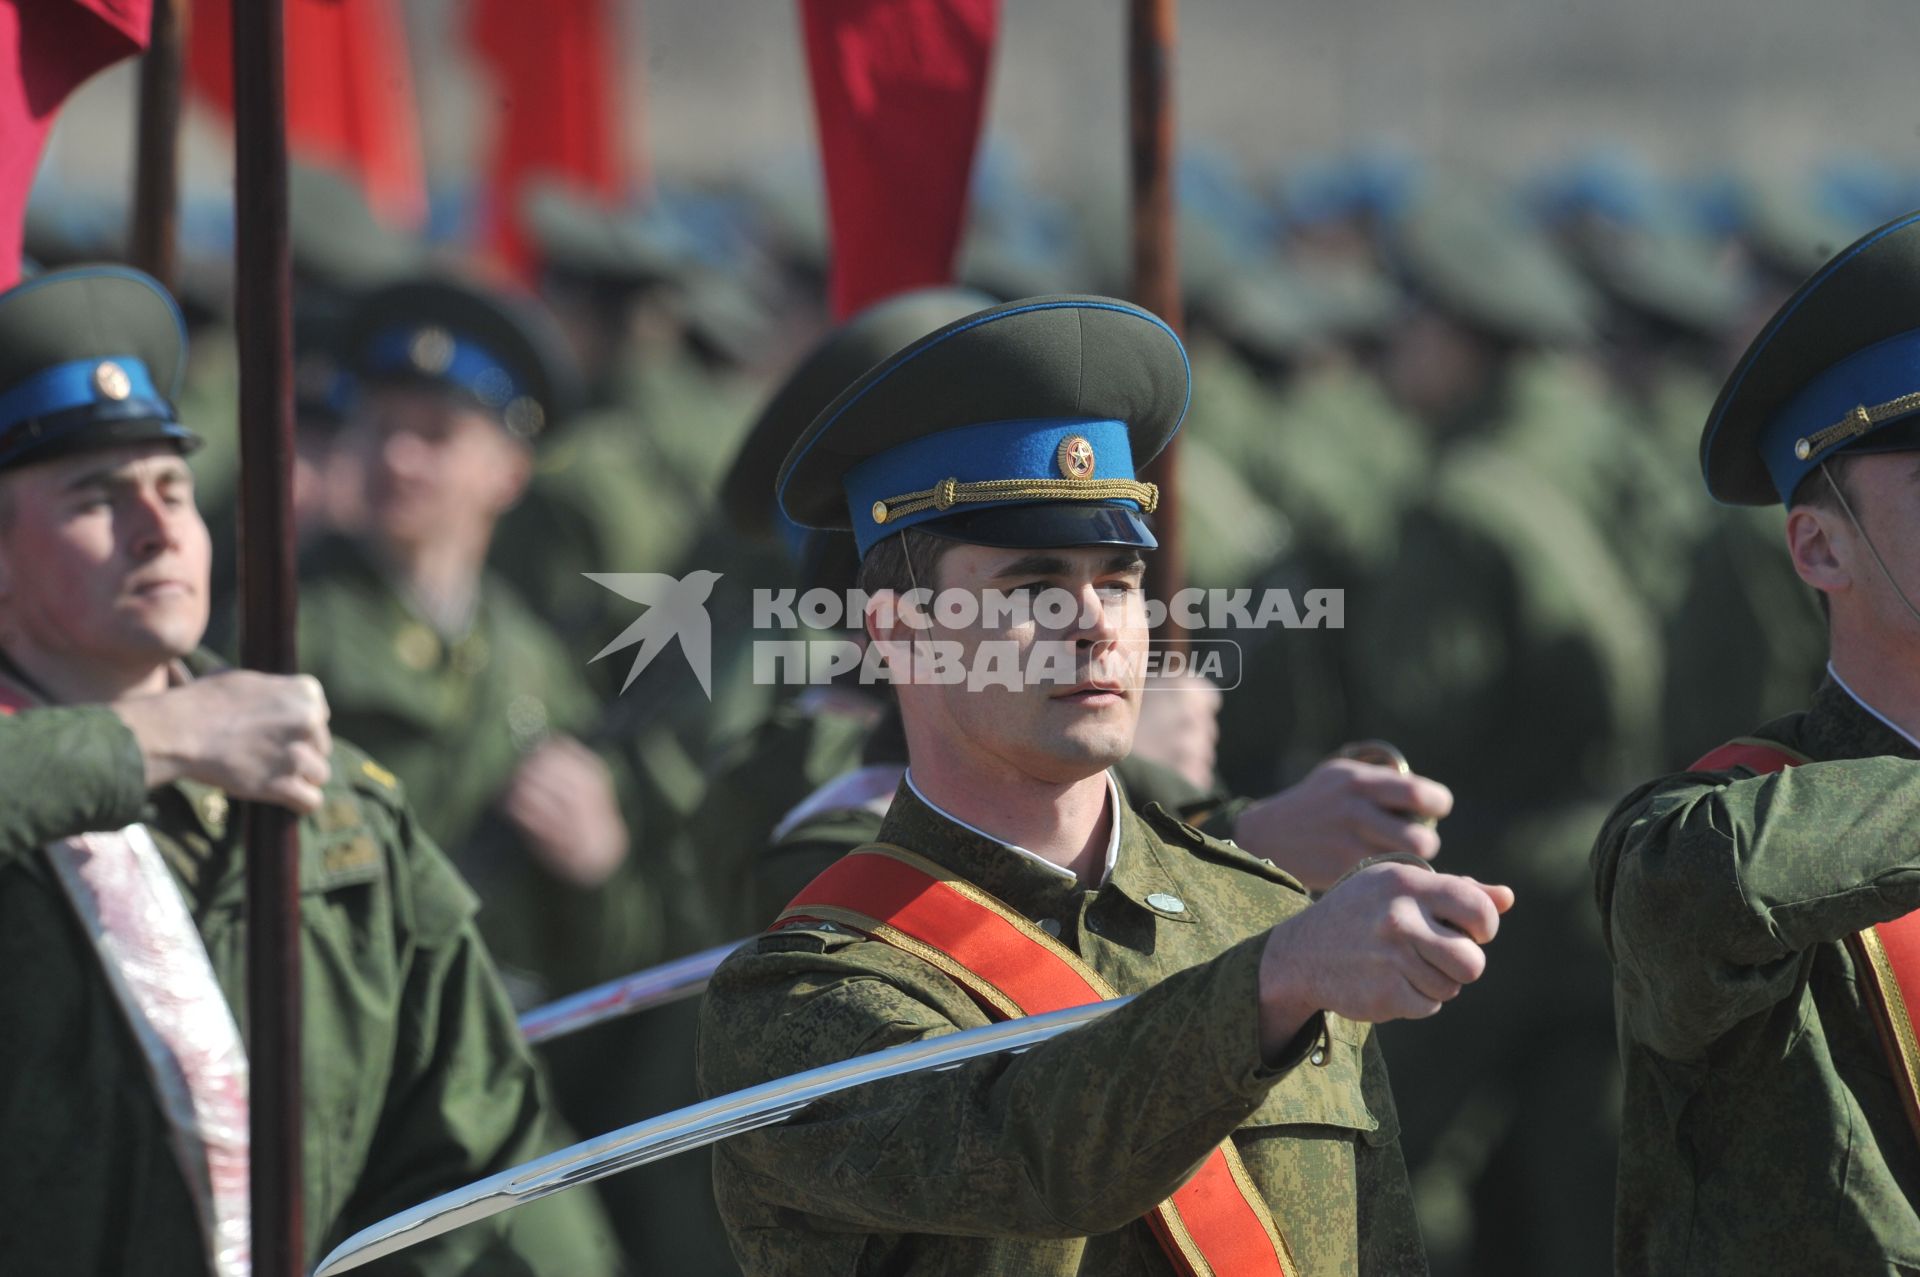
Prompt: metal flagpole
<box><xmin>230</xmin><ymin>0</ymin><xmax>303</xmax><ymax>1269</ymax></box>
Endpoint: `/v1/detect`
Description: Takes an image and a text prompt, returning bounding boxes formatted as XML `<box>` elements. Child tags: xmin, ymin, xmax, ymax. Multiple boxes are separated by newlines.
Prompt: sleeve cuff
<box><xmin>1207</xmin><ymin>931</ymin><xmax>1325</xmax><ymax>1095</ymax></box>
<box><xmin>79</xmin><ymin>705</ymin><xmax>151</xmax><ymax>825</ymax></box>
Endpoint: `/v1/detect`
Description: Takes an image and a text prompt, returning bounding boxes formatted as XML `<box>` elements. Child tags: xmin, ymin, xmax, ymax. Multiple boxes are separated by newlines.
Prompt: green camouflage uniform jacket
<box><xmin>296</xmin><ymin>532</ymin><xmax>673</xmax><ymax>1001</ymax></box>
<box><xmin>697</xmin><ymin>780</ymin><xmax>1425</xmax><ymax>1276</ymax></box>
<box><xmin>1592</xmin><ymin>675</ymin><xmax>1920</xmax><ymax>1273</ymax></box>
<box><xmin>0</xmin><ymin>691</ymin><xmax>620</xmax><ymax>1275</ymax></box>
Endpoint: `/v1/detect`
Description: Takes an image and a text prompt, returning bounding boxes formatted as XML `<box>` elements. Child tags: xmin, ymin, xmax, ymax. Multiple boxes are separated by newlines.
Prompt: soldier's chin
<box><xmin>1040</xmin><ymin>720</ymin><xmax>1134</xmax><ymax>776</ymax></box>
<box><xmin>367</xmin><ymin>501</ymin><xmax>437</xmax><ymax>547</ymax></box>
<box><xmin>128</xmin><ymin>612</ymin><xmax>208</xmax><ymax>661</ymax></box>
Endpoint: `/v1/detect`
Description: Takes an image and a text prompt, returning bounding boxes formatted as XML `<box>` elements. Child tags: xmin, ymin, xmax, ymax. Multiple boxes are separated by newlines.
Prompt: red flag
<box><xmin>800</xmin><ymin>0</ymin><xmax>998</xmax><ymax>319</ymax></box>
<box><xmin>468</xmin><ymin>0</ymin><xmax>631</xmax><ymax>282</ymax></box>
<box><xmin>0</xmin><ymin>0</ymin><xmax>152</xmax><ymax>289</ymax></box>
<box><xmin>187</xmin><ymin>0</ymin><xmax>425</xmax><ymax>229</ymax></box>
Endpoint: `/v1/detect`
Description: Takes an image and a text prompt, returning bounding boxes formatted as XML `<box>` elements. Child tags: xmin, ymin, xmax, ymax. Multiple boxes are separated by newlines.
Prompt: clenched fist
<box><xmin>1234</xmin><ymin>757</ymin><xmax>1453</xmax><ymax>892</ymax></box>
<box><xmin>500</xmin><ymin>736</ymin><xmax>630</xmax><ymax>888</ymax></box>
<box><xmin>113</xmin><ymin>671</ymin><xmax>334</xmax><ymax>813</ymax></box>
<box><xmin>1255</xmin><ymin>860</ymin><xmax>1514</xmax><ymax>1059</ymax></box>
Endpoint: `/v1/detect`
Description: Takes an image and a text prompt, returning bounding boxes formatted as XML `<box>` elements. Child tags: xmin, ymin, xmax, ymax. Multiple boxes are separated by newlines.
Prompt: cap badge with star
<box><xmin>1057</xmin><ymin>435</ymin><xmax>1096</xmax><ymax>479</ymax></box>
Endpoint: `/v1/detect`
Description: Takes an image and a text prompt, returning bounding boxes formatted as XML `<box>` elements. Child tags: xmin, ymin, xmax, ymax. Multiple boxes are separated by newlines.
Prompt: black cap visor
<box><xmin>912</xmin><ymin>502</ymin><xmax>1158</xmax><ymax>551</ymax></box>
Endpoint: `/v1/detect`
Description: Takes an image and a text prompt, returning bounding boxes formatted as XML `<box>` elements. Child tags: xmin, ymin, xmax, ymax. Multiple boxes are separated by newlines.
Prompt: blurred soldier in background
<box><xmin>1338</xmin><ymin>181</ymin><xmax>1646</xmax><ymax>1276</ymax></box>
<box><xmin>296</xmin><ymin>276</ymin><xmax>671</xmax><ymax>1000</ymax></box>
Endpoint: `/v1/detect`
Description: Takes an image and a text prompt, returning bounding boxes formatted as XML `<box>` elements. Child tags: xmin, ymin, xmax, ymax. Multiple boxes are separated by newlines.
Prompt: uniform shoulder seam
<box><xmin>1136</xmin><ymin>801</ymin><xmax>1307</xmax><ymax>892</ymax></box>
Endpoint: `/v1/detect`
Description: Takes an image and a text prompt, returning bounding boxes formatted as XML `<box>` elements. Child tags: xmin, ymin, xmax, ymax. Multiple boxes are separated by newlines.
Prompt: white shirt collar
<box><xmin>901</xmin><ymin>769</ymin><xmax>1122</xmax><ymax>887</ymax></box>
<box><xmin>1827</xmin><ymin>660</ymin><xmax>1920</xmax><ymax>753</ymax></box>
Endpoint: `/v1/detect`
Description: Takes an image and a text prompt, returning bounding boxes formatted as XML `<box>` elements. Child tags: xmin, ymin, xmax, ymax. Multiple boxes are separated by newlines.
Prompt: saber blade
<box><xmin>313</xmin><ymin>997</ymin><xmax>1132</xmax><ymax>1276</ymax></box>
<box><xmin>517</xmin><ymin>938</ymin><xmax>747</xmax><ymax>1045</ymax></box>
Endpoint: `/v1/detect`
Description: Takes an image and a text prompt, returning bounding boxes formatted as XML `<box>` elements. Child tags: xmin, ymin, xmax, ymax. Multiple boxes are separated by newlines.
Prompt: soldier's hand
<box><xmin>1232</xmin><ymin>758</ymin><xmax>1453</xmax><ymax>892</ymax></box>
<box><xmin>112</xmin><ymin>671</ymin><xmax>333</xmax><ymax>813</ymax></box>
<box><xmin>1254</xmin><ymin>861</ymin><xmax>1514</xmax><ymax>1059</ymax></box>
<box><xmin>501</xmin><ymin>736</ymin><xmax>630</xmax><ymax>888</ymax></box>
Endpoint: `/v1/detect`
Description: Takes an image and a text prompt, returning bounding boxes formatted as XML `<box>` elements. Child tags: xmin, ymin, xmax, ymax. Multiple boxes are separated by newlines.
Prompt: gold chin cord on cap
<box><xmin>1794</xmin><ymin>394</ymin><xmax>1920</xmax><ymax>462</ymax></box>
<box><xmin>1820</xmin><ymin>462</ymin><xmax>1920</xmax><ymax>632</ymax></box>
<box><xmin>870</xmin><ymin>476</ymin><xmax>1159</xmax><ymax>525</ymax></box>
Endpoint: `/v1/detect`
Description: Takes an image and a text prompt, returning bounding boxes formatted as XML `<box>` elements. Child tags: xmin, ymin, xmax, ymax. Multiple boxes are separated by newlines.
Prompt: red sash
<box><xmin>1693</xmin><ymin>739</ymin><xmax>1920</xmax><ymax>1146</ymax></box>
<box><xmin>778</xmin><ymin>843</ymin><xmax>1296</xmax><ymax>1277</ymax></box>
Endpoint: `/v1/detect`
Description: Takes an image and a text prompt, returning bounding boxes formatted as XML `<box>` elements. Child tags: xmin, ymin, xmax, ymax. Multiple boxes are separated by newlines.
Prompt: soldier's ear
<box><xmin>1785</xmin><ymin>504</ymin><xmax>1852</xmax><ymax>601</ymax></box>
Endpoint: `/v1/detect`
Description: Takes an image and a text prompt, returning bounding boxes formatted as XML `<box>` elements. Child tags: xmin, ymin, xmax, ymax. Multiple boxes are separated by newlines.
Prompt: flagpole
<box><xmin>129</xmin><ymin>0</ymin><xmax>183</xmax><ymax>288</ymax></box>
<box><xmin>1127</xmin><ymin>0</ymin><xmax>1185</xmax><ymax>641</ymax></box>
<box><xmin>230</xmin><ymin>0</ymin><xmax>304</xmax><ymax>1270</ymax></box>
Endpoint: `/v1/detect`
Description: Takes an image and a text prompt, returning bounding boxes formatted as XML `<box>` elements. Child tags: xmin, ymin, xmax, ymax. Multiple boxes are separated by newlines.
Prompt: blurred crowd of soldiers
<box><xmin>25</xmin><ymin>144</ymin><xmax>1902</xmax><ymax>1273</ymax></box>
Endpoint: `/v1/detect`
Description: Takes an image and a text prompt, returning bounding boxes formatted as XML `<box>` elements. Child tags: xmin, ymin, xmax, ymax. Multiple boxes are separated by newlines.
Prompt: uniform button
<box><xmin>394</xmin><ymin>621</ymin><xmax>440</xmax><ymax>671</ymax></box>
<box><xmin>1310</xmin><ymin>1037</ymin><xmax>1329</xmax><ymax>1067</ymax></box>
<box><xmin>1146</xmin><ymin>892</ymin><xmax>1186</xmax><ymax>914</ymax></box>
<box><xmin>1038</xmin><ymin>918</ymin><xmax>1061</xmax><ymax>937</ymax></box>
<box><xmin>1084</xmin><ymin>914</ymin><xmax>1102</xmax><ymax>935</ymax></box>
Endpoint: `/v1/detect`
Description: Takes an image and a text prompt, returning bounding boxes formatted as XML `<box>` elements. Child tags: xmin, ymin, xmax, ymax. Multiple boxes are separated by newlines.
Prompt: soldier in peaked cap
<box><xmin>722</xmin><ymin>290</ymin><xmax>1456</xmax><ymax>934</ymax></box>
<box><xmin>1592</xmin><ymin>211</ymin><xmax>1920</xmax><ymax>1273</ymax></box>
<box><xmin>696</xmin><ymin>294</ymin><xmax>1517</xmax><ymax>1277</ymax></box>
<box><xmin>294</xmin><ymin>275</ymin><xmax>678</xmax><ymax>1009</ymax></box>
<box><xmin>0</xmin><ymin>266</ymin><xmax>621</xmax><ymax>1275</ymax></box>
<box><xmin>709</xmin><ymin>287</ymin><xmax>1201</xmax><ymax>918</ymax></box>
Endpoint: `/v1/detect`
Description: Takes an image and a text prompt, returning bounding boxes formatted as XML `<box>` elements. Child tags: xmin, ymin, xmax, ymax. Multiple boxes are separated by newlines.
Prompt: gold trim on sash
<box><xmin>1853</xmin><ymin>928</ymin><xmax>1920</xmax><ymax>1111</ymax></box>
<box><xmin>1157</xmin><ymin>1204</ymin><xmax>1216</xmax><ymax>1277</ymax></box>
<box><xmin>1224</xmin><ymin>1144</ymin><xmax>1296</xmax><ymax>1264</ymax></box>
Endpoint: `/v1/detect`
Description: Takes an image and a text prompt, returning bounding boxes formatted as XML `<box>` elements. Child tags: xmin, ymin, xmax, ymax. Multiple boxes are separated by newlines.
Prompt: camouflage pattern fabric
<box><xmin>1592</xmin><ymin>676</ymin><xmax>1920</xmax><ymax>1272</ymax></box>
<box><xmin>698</xmin><ymin>781</ymin><xmax>1426</xmax><ymax>1276</ymax></box>
<box><xmin>0</xmin><ymin>691</ymin><xmax>621</xmax><ymax>1275</ymax></box>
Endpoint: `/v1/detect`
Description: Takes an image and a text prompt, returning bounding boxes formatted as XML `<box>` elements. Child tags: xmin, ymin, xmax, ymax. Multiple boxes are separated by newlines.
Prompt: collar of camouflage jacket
<box><xmin>1796</xmin><ymin>673</ymin><xmax>1920</xmax><ymax>763</ymax></box>
<box><xmin>873</xmin><ymin>779</ymin><xmax>1203</xmax><ymax>930</ymax></box>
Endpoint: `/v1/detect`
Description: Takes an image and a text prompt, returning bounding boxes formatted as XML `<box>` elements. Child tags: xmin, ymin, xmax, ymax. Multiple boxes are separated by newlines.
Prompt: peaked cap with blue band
<box><xmin>347</xmin><ymin>276</ymin><xmax>578</xmax><ymax>441</ymax></box>
<box><xmin>776</xmin><ymin>295</ymin><xmax>1189</xmax><ymax>557</ymax></box>
<box><xmin>722</xmin><ymin>286</ymin><xmax>995</xmax><ymax>540</ymax></box>
<box><xmin>0</xmin><ymin>265</ymin><xmax>196</xmax><ymax>472</ymax></box>
<box><xmin>1703</xmin><ymin>209</ymin><xmax>1920</xmax><ymax>506</ymax></box>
